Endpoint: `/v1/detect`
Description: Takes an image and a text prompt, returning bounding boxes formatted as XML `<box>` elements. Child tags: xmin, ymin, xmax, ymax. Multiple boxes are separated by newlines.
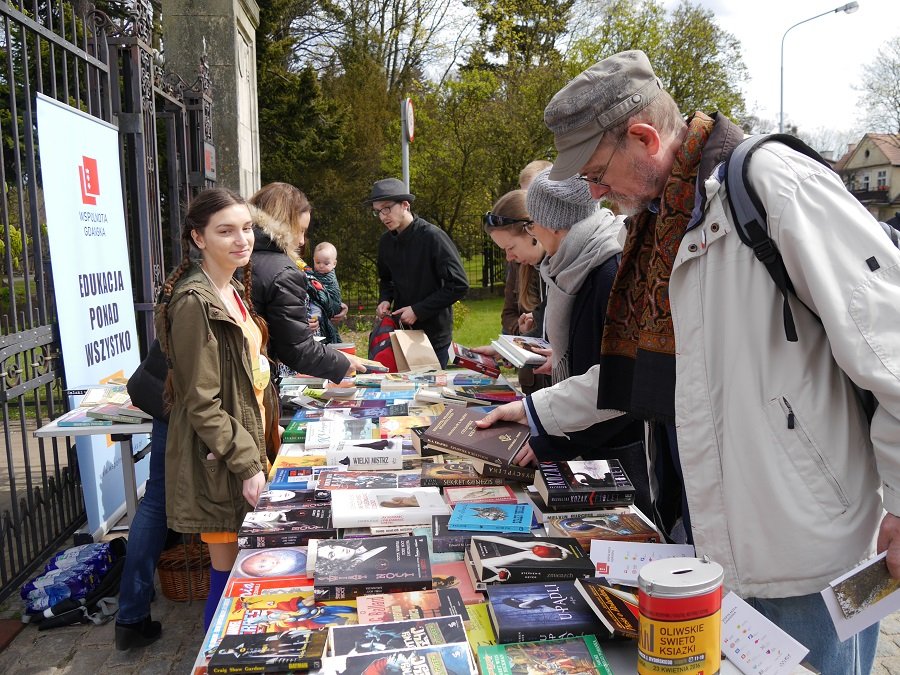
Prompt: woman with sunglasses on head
<box><xmin>155</xmin><ymin>188</ymin><xmax>279</xmax><ymax>631</ymax></box>
<box><xmin>476</xmin><ymin>190</ymin><xmax>550</xmax><ymax>394</ymax></box>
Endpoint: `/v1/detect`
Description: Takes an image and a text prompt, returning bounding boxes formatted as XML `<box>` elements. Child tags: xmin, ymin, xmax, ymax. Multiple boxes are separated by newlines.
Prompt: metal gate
<box><xmin>0</xmin><ymin>0</ymin><xmax>213</xmax><ymax>604</ymax></box>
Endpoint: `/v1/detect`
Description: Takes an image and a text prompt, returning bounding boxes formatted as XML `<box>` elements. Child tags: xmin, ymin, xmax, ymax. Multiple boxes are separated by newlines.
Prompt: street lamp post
<box><xmin>779</xmin><ymin>1</ymin><xmax>859</xmax><ymax>133</ymax></box>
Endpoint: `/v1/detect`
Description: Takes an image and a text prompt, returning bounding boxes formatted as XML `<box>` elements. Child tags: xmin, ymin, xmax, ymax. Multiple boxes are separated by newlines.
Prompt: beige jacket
<box><xmin>532</xmin><ymin>142</ymin><xmax>900</xmax><ymax>598</ymax></box>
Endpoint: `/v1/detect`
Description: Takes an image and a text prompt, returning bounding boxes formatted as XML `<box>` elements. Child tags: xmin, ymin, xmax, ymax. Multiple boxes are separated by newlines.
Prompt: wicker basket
<box><xmin>157</xmin><ymin>540</ymin><xmax>211</xmax><ymax>602</ymax></box>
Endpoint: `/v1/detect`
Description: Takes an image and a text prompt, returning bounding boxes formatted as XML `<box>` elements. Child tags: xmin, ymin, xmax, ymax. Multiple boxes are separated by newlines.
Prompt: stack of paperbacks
<box><xmin>56</xmin><ymin>384</ymin><xmax>151</xmax><ymax>427</ymax></box>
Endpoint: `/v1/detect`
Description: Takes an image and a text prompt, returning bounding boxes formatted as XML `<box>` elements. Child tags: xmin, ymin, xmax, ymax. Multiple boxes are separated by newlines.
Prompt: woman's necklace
<box><xmin>200</xmin><ymin>264</ymin><xmax>241</xmax><ymax>320</ymax></box>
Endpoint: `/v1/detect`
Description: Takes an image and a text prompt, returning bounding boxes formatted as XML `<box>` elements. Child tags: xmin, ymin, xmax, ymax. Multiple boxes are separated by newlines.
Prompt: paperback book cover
<box><xmin>226</xmin><ymin>547</ymin><xmax>312</xmax><ymax>597</ymax></box>
<box><xmin>535</xmin><ymin>459</ymin><xmax>636</xmax><ymax>508</ymax></box>
<box><xmin>268</xmin><ymin>467</ymin><xmax>316</xmax><ymax>491</ymax></box>
<box><xmin>317</xmin><ymin>470</ymin><xmax>421</xmax><ymax>491</ymax></box>
<box><xmin>360</xmin><ymin>389</ymin><xmax>417</xmax><ymax>401</ymax></box>
<box><xmin>450</xmin><ymin>373</ymin><xmax>497</xmax><ymax>386</ymax></box>
<box><xmin>313</xmin><ymin>536</ymin><xmax>432</xmax><ymax>601</ymax></box>
<box><xmin>462</xmin><ymin>602</ymin><xmax>496</xmax><ymax>657</ymax></box>
<box><xmin>573</xmin><ymin>577</ymin><xmax>639</xmax><ymax>640</ymax></box>
<box><xmin>255</xmin><ymin>488</ymin><xmax>330</xmax><ymax>511</ymax></box>
<box><xmin>306</xmin><ymin>419</ymin><xmax>380</xmax><ymax>449</ymax></box>
<box><xmin>85</xmin><ymin>402</ymin><xmax>151</xmax><ymax>422</ymax></box>
<box><xmin>207</xmin><ymin>628</ymin><xmax>328</xmax><ymax>673</ymax></box>
<box><xmin>454</xmin><ymin>385</ymin><xmax>520</xmax><ymax>404</ymax></box>
<box><xmin>543</xmin><ymin>507</ymin><xmax>660</xmax><ymax>553</ymax></box>
<box><xmin>443</xmin><ymin>485</ymin><xmax>517</xmax><ymax>506</ymax></box>
<box><xmin>380</xmin><ymin>415</ymin><xmax>435</xmax><ymax>441</ymax></box>
<box><xmin>78</xmin><ymin>384</ymin><xmax>130</xmax><ymax>407</ymax></box>
<box><xmin>237</xmin><ymin>506</ymin><xmax>336</xmax><ymax>549</ymax></box>
<box><xmin>485</xmin><ymin>581</ymin><xmax>607</xmax><ymax>644</ymax></box>
<box><xmin>55</xmin><ymin>408</ymin><xmax>114</xmax><ymax>427</ymax></box>
<box><xmin>448</xmin><ymin>503</ymin><xmax>533</xmax><ymax>534</ymax></box>
<box><xmin>356</xmin><ymin>589</ymin><xmax>468</xmax><ymax>625</ymax></box>
<box><xmin>449</xmin><ymin>343</ymin><xmax>501</xmax><ymax>378</ymax></box>
<box><xmin>477</xmin><ymin>636</ymin><xmax>612</xmax><ymax>675</ymax></box>
<box><xmin>431</xmin><ymin>560</ymin><xmax>485</xmax><ymax>605</ymax></box>
<box><xmin>325</xmin><ymin>438</ymin><xmax>404</xmax><ymax>471</ymax></box>
<box><xmin>522</xmin><ymin>489</ymin><xmax>632</xmax><ymax>523</ymax></box>
<box><xmin>432</xmin><ymin>515</ymin><xmax>534</xmax><ymax>554</ymax></box>
<box><xmin>490</xmin><ymin>335</ymin><xmax>549</xmax><ymax>368</ymax></box>
<box><xmin>420</xmin><ymin>459</ymin><xmax>506</xmax><ymax>487</ymax></box>
<box><xmin>320</xmin><ymin>644</ymin><xmax>476</xmax><ymax>675</ymax></box>
<box><xmin>202</xmin><ymin>590</ymin><xmax>358</xmax><ymax>659</ymax></box>
<box><xmin>268</xmin><ymin>453</ymin><xmax>327</xmax><ymax>479</ymax></box>
<box><xmin>421</xmin><ymin>408</ymin><xmax>529</xmax><ymax>467</ymax></box>
<box><xmin>328</xmin><ymin>615</ymin><xmax>467</xmax><ymax>657</ymax></box>
<box><xmin>468</xmin><ymin>536</ymin><xmax>593</xmax><ymax>585</ymax></box>
<box><xmin>330</xmin><ymin>487</ymin><xmax>450</xmax><ymax>529</ymax></box>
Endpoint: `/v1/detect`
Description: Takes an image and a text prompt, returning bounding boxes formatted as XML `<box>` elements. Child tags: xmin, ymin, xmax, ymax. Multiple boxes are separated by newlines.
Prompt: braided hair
<box><xmin>158</xmin><ymin>187</ymin><xmax>269</xmax><ymax>409</ymax></box>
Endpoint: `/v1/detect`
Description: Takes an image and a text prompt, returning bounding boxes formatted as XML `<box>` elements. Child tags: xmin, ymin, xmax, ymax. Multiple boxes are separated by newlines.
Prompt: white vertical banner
<box><xmin>36</xmin><ymin>94</ymin><xmax>149</xmax><ymax>537</ymax></box>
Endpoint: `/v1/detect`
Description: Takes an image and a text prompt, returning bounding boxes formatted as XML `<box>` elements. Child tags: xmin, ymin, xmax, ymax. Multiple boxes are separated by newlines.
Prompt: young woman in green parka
<box><xmin>155</xmin><ymin>188</ymin><xmax>279</xmax><ymax>629</ymax></box>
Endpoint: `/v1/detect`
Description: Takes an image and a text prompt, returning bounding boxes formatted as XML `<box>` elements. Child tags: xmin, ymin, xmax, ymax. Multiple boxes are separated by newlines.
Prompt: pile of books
<box><xmin>56</xmin><ymin>384</ymin><xmax>151</xmax><ymax>427</ymax></box>
<box><xmin>191</xmin><ymin>365</ymin><xmax>680</xmax><ymax>675</ymax></box>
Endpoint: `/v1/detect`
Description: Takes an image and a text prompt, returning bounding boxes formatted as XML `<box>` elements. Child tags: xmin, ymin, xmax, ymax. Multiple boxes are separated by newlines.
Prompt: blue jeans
<box><xmin>746</xmin><ymin>593</ymin><xmax>879</xmax><ymax>675</ymax></box>
<box><xmin>117</xmin><ymin>420</ymin><xmax>168</xmax><ymax>624</ymax></box>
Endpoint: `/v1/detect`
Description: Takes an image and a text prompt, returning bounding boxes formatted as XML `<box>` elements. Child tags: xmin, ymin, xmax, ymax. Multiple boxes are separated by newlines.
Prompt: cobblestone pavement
<box><xmin>1</xmin><ymin>585</ymin><xmax>900</xmax><ymax>674</ymax></box>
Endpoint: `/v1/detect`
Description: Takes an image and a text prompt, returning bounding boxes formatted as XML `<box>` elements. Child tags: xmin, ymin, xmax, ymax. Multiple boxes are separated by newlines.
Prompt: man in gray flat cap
<box><xmin>365</xmin><ymin>178</ymin><xmax>468</xmax><ymax>367</ymax></box>
<box><xmin>479</xmin><ymin>50</ymin><xmax>900</xmax><ymax>673</ymax></box>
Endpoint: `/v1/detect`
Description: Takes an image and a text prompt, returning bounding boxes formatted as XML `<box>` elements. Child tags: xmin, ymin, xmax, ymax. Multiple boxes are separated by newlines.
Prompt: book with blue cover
<box><xmin>359</xmin><ymin>389</ymin><xmax>417</xmax><ymax>400</ymax></box>
<box><xmin>448</xmin><ymin>503</ymin><xmax>533</xmax><ymax>534</ymax></box>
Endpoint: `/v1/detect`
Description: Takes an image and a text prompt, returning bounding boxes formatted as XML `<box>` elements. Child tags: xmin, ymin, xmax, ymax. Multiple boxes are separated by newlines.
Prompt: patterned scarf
<box><xmin>597</xmin><ymin>112</ymin><xmax>716</xmax><ymax>423</ymax></box>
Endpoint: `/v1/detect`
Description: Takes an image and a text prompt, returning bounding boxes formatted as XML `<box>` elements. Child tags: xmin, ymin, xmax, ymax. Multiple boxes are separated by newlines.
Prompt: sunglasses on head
<box><xmin>483</xmin><ymin>212</ymin><xmax>532</xmax><ymax>228</ymax></box>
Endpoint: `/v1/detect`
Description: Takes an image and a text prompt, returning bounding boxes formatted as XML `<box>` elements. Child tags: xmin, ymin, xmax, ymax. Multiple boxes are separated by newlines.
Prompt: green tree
<box><xmin>467</xmin><ymin>0</ymin><xmax>575</xmax><ymax>68</ymax></box>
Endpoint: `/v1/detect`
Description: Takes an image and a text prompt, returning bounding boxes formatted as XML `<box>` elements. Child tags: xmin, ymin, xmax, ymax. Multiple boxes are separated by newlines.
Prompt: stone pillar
<box><xmin>161</xmin><ymin>0</ymin><xmax>260</xmax><ymax>195</ymax></box>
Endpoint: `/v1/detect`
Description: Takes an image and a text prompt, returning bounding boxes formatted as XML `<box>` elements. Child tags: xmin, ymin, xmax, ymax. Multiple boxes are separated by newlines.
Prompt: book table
<box><xmin>34</xmin><ymin>417</ymin><xmax>152</xmax><ymax>530</ymax></box>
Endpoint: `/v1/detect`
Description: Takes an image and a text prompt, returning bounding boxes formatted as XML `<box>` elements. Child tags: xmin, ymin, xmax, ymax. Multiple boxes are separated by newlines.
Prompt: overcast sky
<box><xmin>677</xmin><ymin>0</ymin><xmax>898</xmax><ymax>135</ymax></box>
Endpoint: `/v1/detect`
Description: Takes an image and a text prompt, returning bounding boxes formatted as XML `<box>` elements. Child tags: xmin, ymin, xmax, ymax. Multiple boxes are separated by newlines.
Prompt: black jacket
<box><xmin>248</xmin><ymin>212</ymin><xmax>348</xmax><ymax>384</ymax></box>
<box><xmin>377</xmin><ymin>216</ymin><xmax>469</xmax><ymax>351</ymax></box>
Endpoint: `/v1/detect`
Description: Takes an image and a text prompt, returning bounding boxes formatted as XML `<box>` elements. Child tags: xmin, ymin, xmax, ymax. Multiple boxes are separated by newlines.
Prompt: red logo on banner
<box><xmin>79</xmin><ymin>156</ymin><xmax>100</xmax><ymax>205</ymax></box>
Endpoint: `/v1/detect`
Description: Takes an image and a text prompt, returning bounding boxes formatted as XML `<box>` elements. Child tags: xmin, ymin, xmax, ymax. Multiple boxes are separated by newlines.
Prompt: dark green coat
<box><xmin>156</xmin><ymin>264</ymin><xmax>274</xmax><ymax>534</ymax></box>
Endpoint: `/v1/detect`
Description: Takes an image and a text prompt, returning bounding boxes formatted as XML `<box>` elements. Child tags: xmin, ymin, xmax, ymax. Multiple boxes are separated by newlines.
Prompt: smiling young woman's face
<box><xmin>191</xmin><ymin>203</ymin><xmax>254</xmax><ymax>274</ymax></box>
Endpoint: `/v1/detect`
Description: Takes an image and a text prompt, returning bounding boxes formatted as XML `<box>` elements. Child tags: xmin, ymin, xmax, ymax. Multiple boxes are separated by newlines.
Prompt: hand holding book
<box><xmin>475</xmin><ymin>402</ymin><xmax>534</xmax><ymax>467</ymax></box>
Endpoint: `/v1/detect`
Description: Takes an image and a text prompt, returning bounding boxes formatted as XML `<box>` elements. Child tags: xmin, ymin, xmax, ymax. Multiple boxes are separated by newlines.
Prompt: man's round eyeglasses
<box><xmin>577</xmin><ymin>135</ymin><xmax>622</xmax><ymax>190</ymax></box>
<box><xmin>483</xmin><ymin>212</ymin><xmax>533</xmax><ymax>228</ymax></box>
<box><xmin>372</xmin><ymin>204</ymin><xmax>398</xmax><ymax>218</ymax></box>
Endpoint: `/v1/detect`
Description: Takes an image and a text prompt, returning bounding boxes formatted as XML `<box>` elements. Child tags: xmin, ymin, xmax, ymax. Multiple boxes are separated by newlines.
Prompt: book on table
<box><xmin>432</xmin><ymin>515</ymin><xmax>536</xmax><ymax>554</ymax></box>
<box><xmin>327</xmin><ymin>615</ymin><xmax>468</xmax><ymax>657</ymax></box>
<box><xmin>419</xmin><ymin>459</ymin><xmax>506</xmax><ymax>487</ymax></box>
<box><xmin>54</xmin><ymin>408</ymin><xmax>116</xmax><ymax>427</ymax></box>
<box><xmin>207</xmin><ymin>628</ymin><xmax>329</xmax><ymax>674</ymax></box>
<box><xmin>543</xmin><ymin>505</ymin><xmax>660</xmax><ymax>552</ymax></box>
<box><xmin>477</xmin><ymin>635</ymin><xmax>613</xmax><ymax>675</ymax></box>
<box><xmin>485</xmin><ymin>580</ymin><xmax>610</xmax><ymax>644</ymax></box>
<box><xmin>85</xmin><ymin>401</ymin><xmax>151</xmax><ymax>423</ymax></box>
<box><xmin>462</xmin><ymin>602</ymin><xmax>497</xmax><ymax>657</ymax></box>
<box><xmin>452</xmin><ymin>384</ymin><xmax>520</xmax><ymax>404</ymax></box>
<box><xmin>316</xmin><ymin>470</ymin><xmax>421</xmax><ymax>491</ymax></box>
<box><xmin>319</xmin><ymin>643</ymin><xmax>477</xmax><ymax>675</ymax></box>
<box><xmin>225</xmin><ymin>546</ymin><xmax>312</xmax><ymax>597</ymax></box>
<box><xmin>330</xmin><ymin>487</ymin><xmax>449</xmax><ymax>529</ymax></box>
<box><xmin>447</xmin><ymin>502</ymin><xmax>534</xmax><ymax>534</ymax></box>
<box><xmin>443</xmin><ymin>485</ymin><xmax>517</xmax><ymax>506</ymax></box>
<box><xmin>379</xmin><ymin>415</ymin><xmax>435</xmax><ymax>440</ymax></box>
<box><xmin>237</xmin><ymin>505</ymin><xmax>336</xmax><ymax>549</ymax></box>
<box><xmin>312</xmin><ymin>535</ymin><xmax>432</xmax><ymax>601</ymax></box>
<box><xmin>255</xmin><ymin>488</ymin><xmax>330</xmax><ymax>511</ymax></box>
<box><xmin>304</xmin><ymin>418</ymin><xmax>380</xmax><ymax>449</ymax></box>
<box><xmin>421</xmin><ymin>407</ymin><xmax>529</xmax><ymax>467</ymax></box>
<box><xmin>449</xmin><ymin>343</ymin><xmax>501</xmax><ymax>378</ymax></box>
<box><xmin>77</xmin><ymin>383</ymin><xmax>130</xmax><ymax>407</ymax></box>
<box><xmin>534</xmin><ymin>458</ymin><xmax>636</xmax><ymax>508</ymax></box>
<box><xmin>325</xmin><ymin>438</ymin><xmax>404</xmax><ymax>471</ymax></box>
<box><xmin>355</xmin><ymin>588</ymin><xmax>469</xmax><ymax>625</ymax></box>
<box><xmin>431</xmin><ymin>560</ymin><xmax>485</xmax><ymax>605</ymax></box>
<box><xmin>573</xmin><ymin>576</ymin><xmax>639</xmax><ymax>640</ymax></box>
<box><xmin>490</xmin><ymin>335</ymin><xmax>549</xmax><ymax>368</ymax></box>
<box><xmin>435</xmin><ymin>447</ymin><xmax>536</xmax><ymax>483</ymax></box>
<box><xmin>468</xmin><ymin>535</ymin><xmax>593</xmax><ymax>586</ymax></box>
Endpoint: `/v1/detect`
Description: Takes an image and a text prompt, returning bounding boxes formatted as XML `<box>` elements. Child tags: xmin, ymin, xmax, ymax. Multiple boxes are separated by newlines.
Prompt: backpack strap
<box><xmin>724</xmin><ymin>134</ymin><xmax>830</xmax><ymax>343</ymax></box>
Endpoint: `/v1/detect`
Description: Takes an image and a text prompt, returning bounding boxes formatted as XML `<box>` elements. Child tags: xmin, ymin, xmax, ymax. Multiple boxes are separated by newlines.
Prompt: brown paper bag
<box><xmin>390</xmin><ymin>329</ymin><xmax>440</xmax><ymax>372</ymax></box>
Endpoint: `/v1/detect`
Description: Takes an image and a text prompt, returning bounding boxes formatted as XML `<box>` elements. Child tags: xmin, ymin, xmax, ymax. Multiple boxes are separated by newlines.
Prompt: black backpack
<box><xmin>724</xmin><ymin>133</ymin><xmax>900</xmax><ymax>343</ymax></box>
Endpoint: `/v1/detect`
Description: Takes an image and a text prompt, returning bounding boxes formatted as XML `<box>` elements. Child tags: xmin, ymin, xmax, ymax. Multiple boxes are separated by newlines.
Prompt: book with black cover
<box><xmin>328</xmin><ymin>615</ymin><xmax>468</xmax><ymax>657</ymax></box>
<box><xmin>573</xmin><ymin>577</ymin><xmax>639</xmax><ymax>639</ymax></box>
<box><xmin>468</xmin><ymin>535</ymin><xmax>593</xmax><ymax>585</ymax></box>
<box><xmin>419</xmin><ymin>460</ymin><xmax>505</xmax><ymax>487</ymax></box>
<box><xmin>255</xmin><ymin>488</ymin><xmax>330</xmax><ymax>511</ymax></box>
<box><xmin>313</xmin><ymin>535</ymin><xmax>432</xmax><ymax>600</ymax></box>
<box><xmin>485</xmin><ymin>581</ymin><xmax>609</xmax><ymax>644</ymax></box>
<box><xmin>421</xmin><ymin>407</ymin><xmax>529</xmax><ymax>466</ymax></box>
<box><xmin>535</xmin><ymin>459</ymin><xmax>635</xmax><ymax>508</ymax></box>
<box><xmin>432</xmin><ymin>515</ymin><xmax>535</xmax><ymax>554</ymax></box>
<box><xmin>237</xmin><ymin>506</ymin><xmax>336</xmax><ymax>549</ymax></box>
<box><xmin>436</xmin><ymin>447</ymin><xmax>535</xmax><ymax>483</ymax></box>
<box><xmin>207</xmin><ymin>628</ymin><xmax>328</xmax><ymax>673</ymax></box>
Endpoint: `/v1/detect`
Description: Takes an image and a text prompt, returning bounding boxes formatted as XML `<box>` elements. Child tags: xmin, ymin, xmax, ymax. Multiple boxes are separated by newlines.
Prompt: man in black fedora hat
<box><xmin>365</xmin><ymin>177</ymin><xmax>468</xmax><ymax>367</ymax></box>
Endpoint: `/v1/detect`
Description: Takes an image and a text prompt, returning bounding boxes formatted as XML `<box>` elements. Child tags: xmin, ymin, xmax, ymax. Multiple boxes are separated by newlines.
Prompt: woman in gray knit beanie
<box><xmin>523</xmin><ymin>168</ymin><xmax>650</xmax><ymax>518</ymax></box>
